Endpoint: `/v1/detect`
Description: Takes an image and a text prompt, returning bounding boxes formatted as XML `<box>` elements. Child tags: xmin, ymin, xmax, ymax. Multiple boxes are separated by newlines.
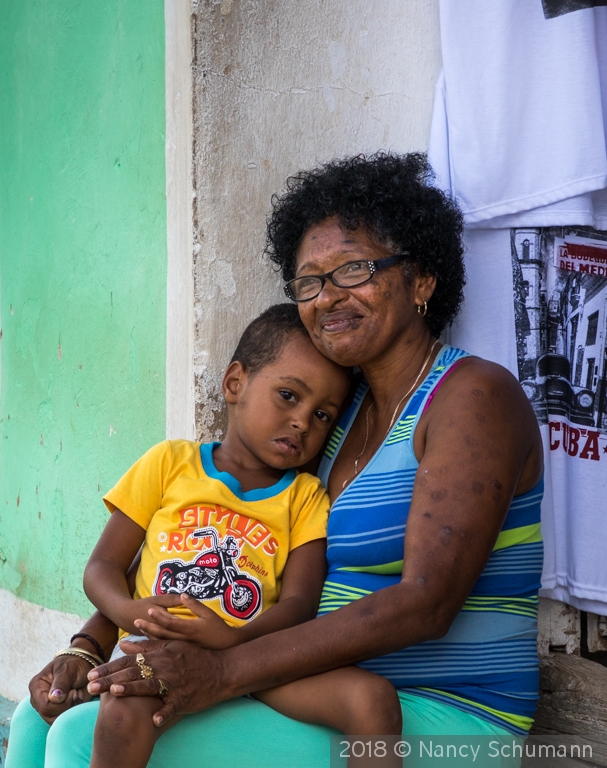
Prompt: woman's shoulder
<box><xmin>426</xmin><ymin>350</ymin><xmax>538</xmax><ymax>427</ymax></box>
<box><xmin>418</xmin><ymin>349</ymin><xmax>543</xmax><ymax>492</ymax></box>
<box><xmin>438</xmin><ymin>350</ymin><xmax>527</xmax><ymax>396</ymax></box>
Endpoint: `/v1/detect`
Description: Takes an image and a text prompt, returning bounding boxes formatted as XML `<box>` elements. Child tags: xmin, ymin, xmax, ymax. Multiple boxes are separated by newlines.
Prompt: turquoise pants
<box><xmin>7</xmin><ymin>691</ymin><xmax>519</xmax><ymax>768</ymax></box>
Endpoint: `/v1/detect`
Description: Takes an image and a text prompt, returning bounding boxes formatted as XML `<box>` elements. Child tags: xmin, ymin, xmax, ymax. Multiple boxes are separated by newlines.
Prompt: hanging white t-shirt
<box><xmin>450</xmin><ymin>229</ymin><xmax>607</xmax><ymax>614</ymax></box>
<box><xmin>432</xmin><ymin>3</ymin><xmax>607</xmax><ymax>613</ymax></box>
<box><xmin>429</xmin><ymin>2</ymin><xmax>607</xmax><ymax>228</ymax></box>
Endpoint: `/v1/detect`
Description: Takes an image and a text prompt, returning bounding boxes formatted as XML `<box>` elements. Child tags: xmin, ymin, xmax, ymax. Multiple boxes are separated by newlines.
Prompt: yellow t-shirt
<box><xmin>103</xmin><ymin>440</ymin><xmax>329</xmax><ymax>632</ymax></box>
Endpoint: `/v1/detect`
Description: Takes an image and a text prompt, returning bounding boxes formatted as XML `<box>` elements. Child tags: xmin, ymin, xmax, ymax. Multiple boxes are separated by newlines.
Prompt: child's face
<box><xmin>223</xmin><ymin>332</ymin><xmax>351</xmax><ymax>471</ymax></box>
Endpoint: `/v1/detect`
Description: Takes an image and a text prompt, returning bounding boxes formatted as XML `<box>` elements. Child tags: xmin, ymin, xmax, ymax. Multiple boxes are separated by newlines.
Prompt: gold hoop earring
<box><xmin>417</xmin><ymin>300</ymin><xmax>428</xmax><ymax>317</ymax></box>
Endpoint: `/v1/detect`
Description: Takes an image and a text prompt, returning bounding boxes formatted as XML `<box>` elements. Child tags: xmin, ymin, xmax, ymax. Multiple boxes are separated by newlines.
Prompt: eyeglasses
<box><xmin>284</xmin><ymin>253</ymin><xmax>408</xmax><ymax>302</ymax></box>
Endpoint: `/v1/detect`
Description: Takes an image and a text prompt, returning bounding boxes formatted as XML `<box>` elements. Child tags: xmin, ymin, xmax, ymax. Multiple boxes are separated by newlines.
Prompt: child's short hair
<box><xmin>230</xmin><ymin>303</ymin><xmax>307</xmax><ymax>374</ymax></box>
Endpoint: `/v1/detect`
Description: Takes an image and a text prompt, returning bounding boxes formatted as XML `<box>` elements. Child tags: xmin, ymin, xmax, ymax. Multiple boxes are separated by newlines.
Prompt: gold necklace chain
<box><xmin>343</xmin><ymin>338</ymin><xmax>439</xmax><ymax>489</ymax></box>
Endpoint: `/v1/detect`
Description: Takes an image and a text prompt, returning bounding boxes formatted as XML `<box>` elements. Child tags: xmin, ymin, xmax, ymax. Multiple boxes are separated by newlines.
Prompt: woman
<box><xmin>8</xmin><ymin>153</ymin><xmax>543</xmax><ymax>768</ymax></box>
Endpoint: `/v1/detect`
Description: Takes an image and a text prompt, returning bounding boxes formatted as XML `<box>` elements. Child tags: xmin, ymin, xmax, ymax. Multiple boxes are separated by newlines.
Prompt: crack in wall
<box><xmin>203</xmin><ymin>69</ymin><xmax>400</xmax><ymax>100</ymax></box>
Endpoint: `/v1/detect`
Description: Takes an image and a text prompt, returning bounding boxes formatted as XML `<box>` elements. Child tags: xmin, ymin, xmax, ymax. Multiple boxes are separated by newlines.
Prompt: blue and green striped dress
<box><xmin>318</xmin><ymin>345</ymin><xmax>543</xmax><ymax>736</ymax></box>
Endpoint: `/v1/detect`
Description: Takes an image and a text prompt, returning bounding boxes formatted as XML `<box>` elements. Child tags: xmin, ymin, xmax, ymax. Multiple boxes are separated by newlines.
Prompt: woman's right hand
<box><xmin>86</xmin><ymin>638</ymin><xmax>230</xmax><ymax>727</ymax></box>
<box><xmin>29</xmin><ymin>654</ymin><xmax>94</xmax><ymax>724</ymax></box>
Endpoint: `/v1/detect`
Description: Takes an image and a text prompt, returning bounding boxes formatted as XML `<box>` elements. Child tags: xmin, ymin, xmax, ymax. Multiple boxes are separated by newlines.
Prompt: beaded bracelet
<box><xmin>54</xmin><ymin>647</ymin><xmax>104</xmax><ymax>668</ymax></box>
<box><xmin>70</xmin><ymin>632</ymin><xmax>106</xmax><ymax>662</ymax></box>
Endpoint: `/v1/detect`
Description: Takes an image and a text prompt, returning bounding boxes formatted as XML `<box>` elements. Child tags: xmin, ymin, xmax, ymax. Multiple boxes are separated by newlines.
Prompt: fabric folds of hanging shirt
<box><xmin>429</xmin><ymin>1</ymin><xmax>607</xmax><ymax>614</ymax></box>
<box><xmin>429</xmin><ymin>1</ymin><xmax>607</xmax><ymax>229</ymax></box>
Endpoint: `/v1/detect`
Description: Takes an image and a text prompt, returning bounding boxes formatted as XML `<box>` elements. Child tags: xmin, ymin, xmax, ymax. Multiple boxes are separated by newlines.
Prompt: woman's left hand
<box><xmin>29</xmin><ymin>655</ymin><xmax>94</xmax><ymax>724</ymax></box>
<box><xmin>86</xmin><ymin>638</ymin><xmax>229</xmax><ymax>726</ymax></box>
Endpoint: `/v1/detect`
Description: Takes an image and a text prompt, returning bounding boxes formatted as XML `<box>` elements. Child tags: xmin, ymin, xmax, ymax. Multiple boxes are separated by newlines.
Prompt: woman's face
<box><xmin>294</xmin><ymin>217</ymin><xmax>435</xmax><ymax>368</ymax></box>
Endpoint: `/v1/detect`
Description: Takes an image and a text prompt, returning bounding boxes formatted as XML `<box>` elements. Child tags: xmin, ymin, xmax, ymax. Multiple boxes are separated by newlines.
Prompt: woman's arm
<box><xmin>88</xmin><ymin>360</ymin><xmax>543</xmax><ymax>726</ymax></box>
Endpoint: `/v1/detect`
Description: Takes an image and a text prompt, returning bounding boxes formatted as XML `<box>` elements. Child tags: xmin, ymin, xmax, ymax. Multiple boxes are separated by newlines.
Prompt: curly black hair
<box><xmin>265</xmin><ymin>152</ymin><xmax>465</xmax><ymax>337</ymax></box>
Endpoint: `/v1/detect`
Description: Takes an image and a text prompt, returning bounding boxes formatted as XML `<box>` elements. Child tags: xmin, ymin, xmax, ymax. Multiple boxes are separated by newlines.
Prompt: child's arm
<box><xmin>84</xmin><ymin>509</ymin><xmax>181</xmax><ymax>635</ymax></box>
<box><xmin>132</xmin><ymin>538</ymin><xmax>327</xmax><ymax>649</ymax></box>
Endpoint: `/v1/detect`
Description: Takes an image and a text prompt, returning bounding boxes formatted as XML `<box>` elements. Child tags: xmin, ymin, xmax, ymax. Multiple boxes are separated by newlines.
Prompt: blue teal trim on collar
<box><xmin>200</xmin><ymin>442</ymin><xmax>296</xmax><ymax>501</ymax></box>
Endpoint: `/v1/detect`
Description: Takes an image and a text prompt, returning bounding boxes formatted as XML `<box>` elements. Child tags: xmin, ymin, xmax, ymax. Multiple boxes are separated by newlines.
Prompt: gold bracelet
<box><xmin>54</xmin><ymin>647</ymin><xmax>104</xmax><ymax>668</ymax></box>
<box><xmin>67</xmin><ymin>646</ymin><xmax>104</xmax><ymax>665</ymax></box>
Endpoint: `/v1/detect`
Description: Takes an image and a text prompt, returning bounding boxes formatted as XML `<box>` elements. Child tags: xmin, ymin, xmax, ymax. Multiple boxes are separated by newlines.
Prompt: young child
<box><xmin>84</xmin><ymin>303</ymin><xmax>402</xmax><ymax>768</ymax></box>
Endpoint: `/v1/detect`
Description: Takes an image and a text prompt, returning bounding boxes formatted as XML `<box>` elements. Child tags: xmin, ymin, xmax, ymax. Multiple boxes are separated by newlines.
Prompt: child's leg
<box><xmin>255</xmin><ymin>666</ymin><xmax>402</xmax><ymax>767</ymax></box>
<box><xmin>91</xmin><ymin>692</ymin><xmax>179</xmax><ymax>768</ymax></box>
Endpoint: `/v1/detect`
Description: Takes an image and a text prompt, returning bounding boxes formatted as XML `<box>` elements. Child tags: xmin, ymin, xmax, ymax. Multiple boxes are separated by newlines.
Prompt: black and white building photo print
<box><xmin>511</xmin><ymin>227</ymin><xmax>607</xmax><ymax>456</ymax></box>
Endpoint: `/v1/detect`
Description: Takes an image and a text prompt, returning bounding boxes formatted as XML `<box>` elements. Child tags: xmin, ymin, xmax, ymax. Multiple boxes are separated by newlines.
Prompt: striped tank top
<box><xmin>318</xmin><ymin>345</ymin><xmax>543</xmax><ymax>736</ymax></box>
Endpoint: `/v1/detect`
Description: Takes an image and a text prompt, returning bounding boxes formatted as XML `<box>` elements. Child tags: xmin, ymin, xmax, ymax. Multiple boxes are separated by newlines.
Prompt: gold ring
<box><xmin>157</xmin><ymin>679</ymin><xmax>169</xmax><ymax>696</ymax></box>
<box><xmin>135</xmin><ymin>652</ymin><xmax>154</xmax><ymax>680</ymax></box>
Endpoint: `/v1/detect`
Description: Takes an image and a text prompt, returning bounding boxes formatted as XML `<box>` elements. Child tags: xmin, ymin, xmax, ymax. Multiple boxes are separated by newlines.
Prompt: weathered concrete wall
<box><xmin>0</xmin><ymin>0</ymin><xmax>167</xmax><ymax>637</ymax></box>
<box><xmin>190</xmin><ymin>0</ymin><xmax>441</xmax><ymax>440</ymax></box>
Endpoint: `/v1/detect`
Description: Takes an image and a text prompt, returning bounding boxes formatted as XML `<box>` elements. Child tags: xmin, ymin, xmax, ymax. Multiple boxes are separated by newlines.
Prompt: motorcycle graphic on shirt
<box><xmin>154</xmin><ymin>527</ymin><xmax>262</xmax><ymax>620</ymax></box>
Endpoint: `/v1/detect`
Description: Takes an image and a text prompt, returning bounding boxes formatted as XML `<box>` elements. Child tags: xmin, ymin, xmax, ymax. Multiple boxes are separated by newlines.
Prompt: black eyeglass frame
<box><xmin>284</xmin><ymin>253</ymin><xmax>408</xmax><ymax>302</ymax></box>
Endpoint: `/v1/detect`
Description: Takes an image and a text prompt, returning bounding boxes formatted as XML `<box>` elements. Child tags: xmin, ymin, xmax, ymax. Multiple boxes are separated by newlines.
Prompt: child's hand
<box><xmin>121</xmin><ymin>594</ymin><xmax>183</xmax><ymax>634</ymax></box>
<box><xmin>134</xmin><ymin>593</ymin><xmax>240</xmax><ymax>649</ymax></box>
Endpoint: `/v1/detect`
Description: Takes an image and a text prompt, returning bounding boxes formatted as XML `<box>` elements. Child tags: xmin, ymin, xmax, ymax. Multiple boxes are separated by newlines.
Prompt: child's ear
<box><xmin>222</xmin><ymin>361</ymin><xmax>247</xmax><ymax>404</ymax></box>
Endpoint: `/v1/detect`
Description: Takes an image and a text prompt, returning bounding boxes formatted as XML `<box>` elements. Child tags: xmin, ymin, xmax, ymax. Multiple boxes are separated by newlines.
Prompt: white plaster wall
<box><xmin>190</xmin><ymin>0</ymin><xmax>442</xmax><ymax>440</ymax></box>
<box><xmin>0</xmin><ymin>589</ymin><xmax>84</xmax><ymax>701</ymax></box>
<box><xmin>166</xmin><ymin>0</ymin><xmax>196</xmax><ymax>440</ymax></box>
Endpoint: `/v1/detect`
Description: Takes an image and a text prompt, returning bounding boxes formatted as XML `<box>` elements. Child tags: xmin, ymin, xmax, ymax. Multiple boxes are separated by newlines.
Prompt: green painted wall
<box><xmin>0</xmin><ymin>1</ymin><xmax>167</xmax><ymax>616</ymax></box>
